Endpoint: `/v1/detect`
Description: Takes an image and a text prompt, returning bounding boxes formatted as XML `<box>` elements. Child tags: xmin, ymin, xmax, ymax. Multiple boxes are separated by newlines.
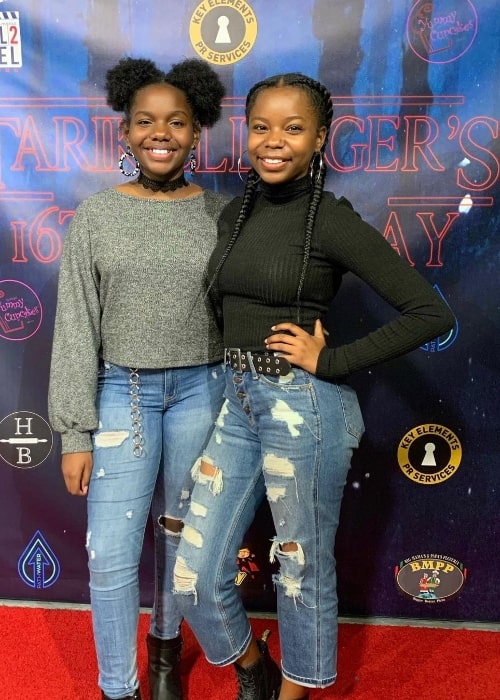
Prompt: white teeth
<box><xmin>263</xmin><ymin>158</ymin><xmax>284</xmax><ymax>164</ymax></box>
<box><xmin>151</xmin><ymin>148</ymin><xmax>172</xmax><ymax>154</ymax></box>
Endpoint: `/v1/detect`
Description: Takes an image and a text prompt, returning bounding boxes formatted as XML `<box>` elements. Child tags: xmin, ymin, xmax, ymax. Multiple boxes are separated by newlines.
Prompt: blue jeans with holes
<box><xmin>87</xmin><ymin>360</ymin><xmax>224</xmax><ymax>699</ymax></box>
<box><xmin>174</xmin><ymin>360</ymin><xmax>364</xmax><ymax>688</ymax></box>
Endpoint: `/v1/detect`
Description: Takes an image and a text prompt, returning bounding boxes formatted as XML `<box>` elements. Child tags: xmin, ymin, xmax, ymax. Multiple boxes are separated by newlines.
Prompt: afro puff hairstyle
<box><xmin>105</xmin><ymin>56</ymin><xmax>225</xmax><ymax>128</ymax></box>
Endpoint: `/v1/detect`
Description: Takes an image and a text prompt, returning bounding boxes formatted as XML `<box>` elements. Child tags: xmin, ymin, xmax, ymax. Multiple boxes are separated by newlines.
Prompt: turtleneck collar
<box><xmin>259</xmin><ymin>173</ymin><xmax>313</xmax><ymax>203</ymax></box>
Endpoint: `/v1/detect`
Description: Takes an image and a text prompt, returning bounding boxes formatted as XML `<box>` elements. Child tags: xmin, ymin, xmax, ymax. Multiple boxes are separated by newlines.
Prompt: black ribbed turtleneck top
<box><xmin>208</xmin><ymin>175</ymin><xmax>454</xmax><ymax>380</ymax></box>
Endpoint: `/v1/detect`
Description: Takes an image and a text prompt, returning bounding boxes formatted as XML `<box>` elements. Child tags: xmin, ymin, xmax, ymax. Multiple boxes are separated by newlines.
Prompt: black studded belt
<box><xmin>224</xmin><ymin>348</ymin><xmax>291</xmax><ymax>376</ymax></box>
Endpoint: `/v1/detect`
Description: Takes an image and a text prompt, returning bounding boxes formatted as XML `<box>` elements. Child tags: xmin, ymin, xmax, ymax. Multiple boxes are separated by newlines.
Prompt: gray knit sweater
<box><xmin>48</xmin><ymin>187</ymin><xmax>227</xmax><ymax>454</ymax></box>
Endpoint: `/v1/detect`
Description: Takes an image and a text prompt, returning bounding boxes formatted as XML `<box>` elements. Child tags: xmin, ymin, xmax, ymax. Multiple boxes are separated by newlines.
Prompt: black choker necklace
<box><xmin>137</xmin><ymin>172</ymin><xmax>189</xmax><ymax>193</ymax></box>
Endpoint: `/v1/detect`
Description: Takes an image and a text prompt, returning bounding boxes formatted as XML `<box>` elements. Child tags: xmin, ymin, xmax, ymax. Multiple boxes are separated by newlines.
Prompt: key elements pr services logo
<box><xmin>397</xmin><ymin>423</ymin><xmax>462</xmax><ymax>484</ymax></box>
<box><xmin>190</xmin><ymin>0</ymin><xmax>257</xmax><ymax>65</ymax></box>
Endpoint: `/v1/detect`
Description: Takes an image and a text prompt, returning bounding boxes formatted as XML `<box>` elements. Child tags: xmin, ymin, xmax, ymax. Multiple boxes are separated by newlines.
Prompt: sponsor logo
<box><xmin>0</xmin><ymin>411</ymin><xmax>53</xmax><ymax>468</ymax></box>
<box><xmin>235</xmin><ymin>546</ymin><xmax>260</xmax><ymax>586</ymax></box>
<box><xmin>190</xmin><ymin>0</ymin><xmax>258</xmax><ymax>65</ymax></box>
<box><xmin>397</xmin><ymin>423</ymin><xmax>462</xmax><ymax>484</ymax></box>
<box><xmin>407</xmin><ymin>0</ymin><xmax>478</xmax><ymax>64</ymax></box>
<box><xmin>395</xmin><ymin>554</ymin><xmax>466</xmax><ymax>602</ymax></box>
<box><xmin>0</xmin><ymin>279</ymin><xmax>42</xmax><ymax>341</ymax></box>
<box><xmin>0</xmin><ymin>10</ymin><xmax>22</xmax><ymax>69</ymax></box>
<box><xmin>421</xmin><ymin>286</ymin><xmax>458</xmax><ymax>352</ymax></box>
<box><xmin>18</xmin><ymin>530</ymin><xmax>61</xmax><ymax>589</ymax></box>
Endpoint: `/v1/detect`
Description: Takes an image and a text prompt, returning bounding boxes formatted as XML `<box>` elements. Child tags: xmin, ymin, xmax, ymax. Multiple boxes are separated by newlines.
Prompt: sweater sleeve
<box><xmin>315</xmin><ymin>200</ymin><xmax>455</xmax><ymax>380</ymax></box>
<box><xmin>48</xmin><ymin>203</ymin><xmax>101</xmax><ymax>453</ymax></box>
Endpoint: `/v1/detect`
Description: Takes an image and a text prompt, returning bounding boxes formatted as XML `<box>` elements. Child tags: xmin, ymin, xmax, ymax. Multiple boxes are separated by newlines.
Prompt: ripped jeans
<box><xmin>173</xmin><ymin>361</ymin><xmax>364</xmax><ymax>688</ymax></box>
<box><xmin>87</xmin><ymin>360</ymin><xmax>224</xmax><ymax>699</ymax></box>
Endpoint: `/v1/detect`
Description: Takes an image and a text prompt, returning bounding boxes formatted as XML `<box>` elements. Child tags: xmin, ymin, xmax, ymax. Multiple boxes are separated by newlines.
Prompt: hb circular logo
<box><xmin>190</xmin><ymin>0</ymin><xmax>258</xmax><ymax>65</ymax></box>
<box><xmin>0</xmin><ymin>411</ymin><xmax>53</xmax><ymax>469</ymax></box>
<box><xmin>397</xmin><ymin>423</ymin><xmax>462</xmax><ymax>484</ymax></box>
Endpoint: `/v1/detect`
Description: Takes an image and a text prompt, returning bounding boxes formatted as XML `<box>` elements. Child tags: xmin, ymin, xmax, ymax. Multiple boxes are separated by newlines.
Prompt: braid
<box><xmin>205</xmin><ymin>168</ymin><xmax>261</xmax><ymax>298</ymax></box>
<box><xmin>294</xmin><ymin>76</ymin><xmax>333</xmax><ymax>321</ymax></box>
<box><xmin>296</xmin><ymin>161</ymin><xmax>327</xmax><ymax>321</ymax></box>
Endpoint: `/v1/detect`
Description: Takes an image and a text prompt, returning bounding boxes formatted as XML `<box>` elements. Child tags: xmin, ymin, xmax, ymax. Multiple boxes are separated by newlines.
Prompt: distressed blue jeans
<box><xmin>87</xmin><ymin>360</ymin><xmax>224</xmax><ymax>699</ymax></box>
<box><xmin>173</xmin><ymin>360</ymin><xmax>364</xmax><ymax>688</ymax></box>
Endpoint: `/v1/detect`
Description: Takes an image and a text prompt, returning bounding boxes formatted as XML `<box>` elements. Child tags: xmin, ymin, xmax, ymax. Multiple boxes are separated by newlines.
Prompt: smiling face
<box><xmin>246</xmin><ymin>85</ymin><xmax>326</xmax><ymax>184</ymax></box>
<box><xmin>122</xmin><ymin>83</ymin><xmax>200</xmax><ymax>182</ymax></box>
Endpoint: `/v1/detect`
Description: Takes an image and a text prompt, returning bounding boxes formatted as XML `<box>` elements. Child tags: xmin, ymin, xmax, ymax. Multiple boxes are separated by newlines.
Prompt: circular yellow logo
<box><xmin>397</xmin><ymin>424</ymin><xmax>462</xmax><ymax>484</ymax></box>
<box><xmin>190</xmin><ymin>1</ymin><xmax>258</xmax><ymax>65</ymax></box>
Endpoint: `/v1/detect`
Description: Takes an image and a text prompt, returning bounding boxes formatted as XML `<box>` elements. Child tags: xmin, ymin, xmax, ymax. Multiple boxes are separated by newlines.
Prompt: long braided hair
<box><xmin>208</xmin><ymin>73</ymin><xmax>333</xmax><ymax>323</ymax></box>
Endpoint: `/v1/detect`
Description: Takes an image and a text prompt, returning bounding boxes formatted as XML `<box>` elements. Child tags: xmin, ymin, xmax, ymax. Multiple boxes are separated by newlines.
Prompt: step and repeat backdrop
<box><xmin>0</xmin><ymin>0</ymin><xmax>498</xmax><ymax>623</ymax></box>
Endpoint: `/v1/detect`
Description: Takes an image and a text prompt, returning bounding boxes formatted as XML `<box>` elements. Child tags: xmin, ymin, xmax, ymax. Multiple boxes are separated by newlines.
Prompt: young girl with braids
<box><xmin>173</xmin><ymin>72</ymin><xmax>455</xmax><ymax>700</ymax></box>
<box><xmin>48</xmin><ymin>57</ymin><xmax>227</xmax><ymax>700</ymax></box>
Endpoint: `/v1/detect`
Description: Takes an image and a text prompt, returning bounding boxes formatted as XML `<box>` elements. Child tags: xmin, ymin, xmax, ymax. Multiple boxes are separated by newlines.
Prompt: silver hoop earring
<box><xmin>119</xmin><ymin>147</ymin><xmax>140</xmax><ymax>177</ymax></box>
<box><xmin>237</xmin><ymin>151</ymin><xmax>249</xmax><ymax>182</ymax></box>
<box><xmin>310</xmin><ymin>151</ymin><xmax>324</xmax><ymax>182</ymax></box>
<box><xmin>189</xmin><ymin>152</ymin><xmax>197</xmax><ymax>172</ymax></box>
<box><xmin>317</xmin><ymin>151</ymin><xmax>324</xmax><ymax>176</ymax></box>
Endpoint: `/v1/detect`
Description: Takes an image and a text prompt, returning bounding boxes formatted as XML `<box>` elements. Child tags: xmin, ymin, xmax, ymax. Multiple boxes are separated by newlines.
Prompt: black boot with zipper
<box><xmin>147</xmin><ymin>633</ymin><xmax>183</xmax><ymax>700</ymax></box>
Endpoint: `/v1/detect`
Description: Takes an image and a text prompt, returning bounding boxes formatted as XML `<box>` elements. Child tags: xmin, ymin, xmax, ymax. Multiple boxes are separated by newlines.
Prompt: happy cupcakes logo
<box><xmin>407</xmin><ymin>0</ymin><xmax>478</xmax><ymax>64</ymax></box>
<box><xmin>0</xmin><ymin>279</ymin><xmax>43</xmax><ymax>341</ymax></box>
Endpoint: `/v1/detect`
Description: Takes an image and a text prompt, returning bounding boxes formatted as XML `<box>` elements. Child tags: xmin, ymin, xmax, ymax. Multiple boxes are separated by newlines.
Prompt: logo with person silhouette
<box><xmin>190</xmin><ymin>0</ymin><xmax>258</xmax><ymax>65</ymax></box>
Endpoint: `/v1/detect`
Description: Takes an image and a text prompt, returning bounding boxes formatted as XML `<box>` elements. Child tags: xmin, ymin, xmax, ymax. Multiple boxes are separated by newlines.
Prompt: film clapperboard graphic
<box><xmin>0</xmin><ymin>10</ymin><xmax>22</xmax><ymax>68</ymax></box>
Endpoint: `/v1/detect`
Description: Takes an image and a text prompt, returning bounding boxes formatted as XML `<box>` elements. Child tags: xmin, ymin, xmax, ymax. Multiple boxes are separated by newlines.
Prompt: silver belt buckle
<box><xmin>226</xmin><ymin>347</ymin><xmax>243</xmax><ymax>371</ymax></box>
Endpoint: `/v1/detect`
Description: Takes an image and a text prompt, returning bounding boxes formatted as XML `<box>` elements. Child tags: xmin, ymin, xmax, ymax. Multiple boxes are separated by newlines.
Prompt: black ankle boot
<box><xmin>101</xmin><ymin>690</ymin><xmax>141</xmax><ymax>700</ymax></box>
<box><xmin>147</xmin><ymin>633</ymin><xmax>183</xmax><ymax>700</ymax></box>
<box><xmin>234</xmin><ymin>632</ymin><xmax>282</xmax><ymax>700</ymax></box>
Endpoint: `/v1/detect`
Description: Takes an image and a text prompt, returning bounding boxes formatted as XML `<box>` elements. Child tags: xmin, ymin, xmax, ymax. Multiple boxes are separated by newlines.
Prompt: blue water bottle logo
<box><xmin>18</xmin><ymin>530</ymin><xmax>61</xmax><ymax>589</ymax></box>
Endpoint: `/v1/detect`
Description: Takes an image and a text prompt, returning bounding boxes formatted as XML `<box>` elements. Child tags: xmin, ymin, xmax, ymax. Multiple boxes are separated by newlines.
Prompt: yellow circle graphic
<box><xmin>397</xmin><ymin>424</ymin><xmax>462</xmax><ymax>485</ymax></box>
<box><xmin>190</xmin><ymin>1</ymin><xmax>258</xmax><ymax>65</ymax></box>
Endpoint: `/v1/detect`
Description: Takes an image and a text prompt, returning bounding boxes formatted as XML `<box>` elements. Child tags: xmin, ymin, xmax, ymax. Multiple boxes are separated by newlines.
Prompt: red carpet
<box><xmin>2</xmin><ymin>605</ymin><xmax>498</xmax><ymax>699</ymax></box>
